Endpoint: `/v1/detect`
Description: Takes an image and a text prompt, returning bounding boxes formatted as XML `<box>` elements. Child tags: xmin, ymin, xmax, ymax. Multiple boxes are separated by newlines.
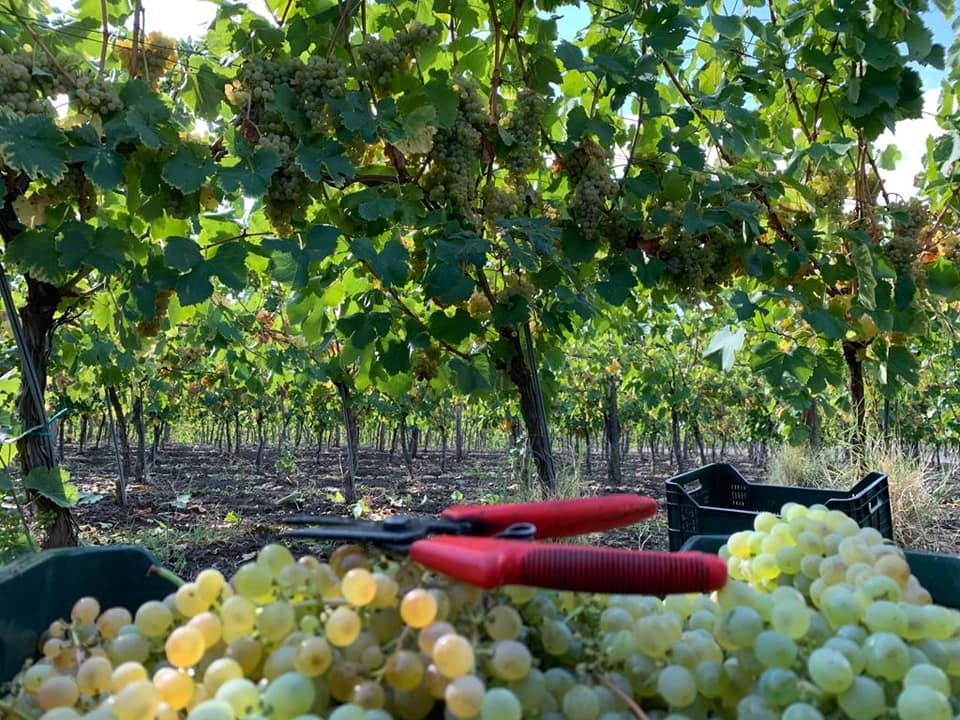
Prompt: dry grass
<box><xmin>766</xmin><ymin>440</ymin><xmax>948</xmax><ymax>550</ymax></box>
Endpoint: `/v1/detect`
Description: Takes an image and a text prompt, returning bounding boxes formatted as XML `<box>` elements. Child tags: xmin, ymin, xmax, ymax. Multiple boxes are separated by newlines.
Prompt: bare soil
<box><xmin>58</xmin><ymin>442</ymin><xmax>960</xmax><ymax>581</ymax></box>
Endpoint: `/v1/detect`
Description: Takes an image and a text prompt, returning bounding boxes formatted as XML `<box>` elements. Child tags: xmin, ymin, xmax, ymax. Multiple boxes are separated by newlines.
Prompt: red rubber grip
<box><xmin>409</xmin><ymin>536</ymin><xmax>727</xmax><ymax>594</ymax></box>
<box><xmin>439</xmin><ymin>494</ymin><xmax>658</xmax><ymax>538</ymax></box>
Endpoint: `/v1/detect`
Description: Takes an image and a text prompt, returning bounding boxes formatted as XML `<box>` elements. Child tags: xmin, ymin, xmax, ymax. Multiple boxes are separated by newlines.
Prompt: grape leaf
<box><xmin>3</xmin><ymin>230</ymin><xmax>66</xmax><ymax>284</ymax></box>
<box><xmin>162</xmin><ymin>147</ymin><xmax>215</xmax><ymax>194</ymax></box>
<box><xmin>67</xmin><ymin>124</ymin><xmax>124</xmax><ymax>190</ymax></box>
<box><xmin>0</xmin><ymin>114</ymin><xmax>68</xmax><ymax>182</ymax></box>
<box><xmin>164</xmin><ymin>236</ymin><xmax>204</xmax><ymax>271</ymax></box>
<box><xmin>60</xmin><ymin>224</ymin><xmax>129</xmax><ymax>275</ymax></box>
<box><xmin>22</xmin><ymin>467</ymin><xmax>78</xmax><ymax>508</ymax></box>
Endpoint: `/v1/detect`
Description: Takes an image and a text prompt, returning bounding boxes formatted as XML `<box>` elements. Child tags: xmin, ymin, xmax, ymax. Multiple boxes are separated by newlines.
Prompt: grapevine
<box><xmin>69</xmin><ymin>72</ymin><xmax>123</xmax><ymax>117</ymax></box>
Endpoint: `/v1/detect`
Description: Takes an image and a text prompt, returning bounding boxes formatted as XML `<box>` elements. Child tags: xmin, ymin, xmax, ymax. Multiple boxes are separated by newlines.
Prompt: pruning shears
<box><xmin>284</xmin><ymin>495</ymin><xmax>727</xmax><ymax>595</ymax></box>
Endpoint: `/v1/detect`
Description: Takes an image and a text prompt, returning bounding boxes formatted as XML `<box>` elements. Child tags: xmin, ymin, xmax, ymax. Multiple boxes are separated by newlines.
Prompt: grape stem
<box><xmin>147</xmin><ymin>564</ymin><xmax>186</xmax><ymax>588</ymax></box>
<box><xmin>593</xmin><ymin>672</ymin><xmax>650</xmax><ymax>720</ymax></box>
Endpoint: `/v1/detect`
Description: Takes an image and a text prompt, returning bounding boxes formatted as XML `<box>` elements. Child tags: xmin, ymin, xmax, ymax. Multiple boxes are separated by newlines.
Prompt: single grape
<box><xmin>432</xmin><ymin>633</ymin><xmax>475</xmax><ymax>678</ymax></box>
<box><xmin>400</xmin><ymin>588</ymin><xmax>438</xmax><ymax>628</ymax></box>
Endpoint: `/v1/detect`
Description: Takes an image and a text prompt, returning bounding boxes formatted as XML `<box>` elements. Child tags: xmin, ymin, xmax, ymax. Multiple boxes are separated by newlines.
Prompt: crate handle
<box><xmin>867</xmin><ymin>497</ymin><xmax>884</xmax><ymax>516</ymax></box>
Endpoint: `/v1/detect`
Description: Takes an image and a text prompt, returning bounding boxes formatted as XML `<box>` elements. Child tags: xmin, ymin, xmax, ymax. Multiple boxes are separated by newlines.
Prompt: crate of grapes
<box><xmin>679</xmin><ymin>534</ymin><xmax>960</xmax><ymax>609</ymax></box>
<box><xmin>0</xmin><ymin>546</ymin><xmax>177</xmax><ymax>683</ymax></box>
<box><xmin>665</xmin><ymin>463</ymin><xmax>893</xmax><ymax>551</ymax></box>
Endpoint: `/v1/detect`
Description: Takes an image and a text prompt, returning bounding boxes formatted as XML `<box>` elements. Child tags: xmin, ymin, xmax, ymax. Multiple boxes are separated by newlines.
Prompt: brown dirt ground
<box><xmin>59</xmin><ymin>442</ymin><xmax>960</xmax><ymax>581</ymax></box>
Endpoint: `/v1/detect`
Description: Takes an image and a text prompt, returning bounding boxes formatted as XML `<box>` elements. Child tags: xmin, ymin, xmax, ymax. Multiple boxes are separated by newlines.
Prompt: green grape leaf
<box><xmin>369</xmin><ymin>239</ymin><xmax>409</xmax><ymax>288</ymax></box>
<box><xmin>450</xmin><ymin>357</ymin><xmax>490</xmax><ymax>395</ymax></box>
<box><xmin>296</xmin><ymin>140</ymin><xmax>355</xmax><ymax>184</ymax></box>
<box><xmin>59</xmin><ymin>224</ymin><xmax>129</xmax><ymax>275</ymax></box>
<box><xmin>176</xmin><ymin>267</ymin><xmax>214</xmax><ymax>306</ymax></box>
<box><xmin>878</xmin><ymin>144</ymin><xmax>901</xmax><ymax>171</ymax></box>
<box><xmin>267</xmin><ymin>84</ymin><xmax>310</xmax><ymax>134</ymax></box>
<box><xmin>925</xmin><ymin>259</ymin><xmax>960</xmax><ymax>299</ymax></box>
<box><xmin>802</xmin><ymin>309</ymin><xmax>848</xmax><ymax>339</ymax></box>
<box><xmin>0</xmin><ymin>114</ymin><xmax>68</xmax><ymax>182</ymax></box>
<box><xmin>848</xmin><ymin>235</ymin><xmax>877</xmax><ymax>310</ymax></box>
<box><xmin>67</xmin><ymin>124</ymin><xmax>124</xmax><ymax>189</ymax></box>
<box><xmin>3</xmin><ymin>231</ymin><xmax>66</xmax><ymax>284</ymax></box>
<box><xmin>162</xmin><ymin>147</ymin><xmax>216</xmax><ymax>194</ymax></box>
<box><xmin>220</xmin><ymin>147</ymin><xmax>282</xmax><ymax>196</ymax></box>
<box><xmin>424</xmin><ymin>262</ymin><xmax>475</xmax><ymax>305</ymax></box>
<box><xmin>22</xmin><ymin>467</ymin><xmax>78</xmax><ymax>508</ymax></box>
<box><xmin>429</xmin><ymin>308</ymin><xmax>480</xmax><ymax>344</ymax></box>
<box><xmin>338</xmin><ymin>311</ymin><xmax>392</xmax><ymax>348</ymax></box>
<box><xmin>703</xmin><ymin>326</ymin><xmax>745</xmax><ymax>371</ymax></box>
<box><xmin>379</xmin><ymin>339</ymin><xmax>411</xmax><ymax>375</ymax></box>
<box><xmin>108</xmin><ymin>80</ymin><xmax>174</xmax><ymax>149</ymax></box>
<box><xmin>185</xmin><ymin>63</ymin><xmax>228</xmax><ymax>120</ymax></box>
<box><xmin>164</xmin><ymin>236</ymin><xmax>204</xmax><ymax>271</ymax></box>
<box><xmin>207</xmin><ymin>243</ymin><xmax>249</xmax><ymax>291</ymax></box>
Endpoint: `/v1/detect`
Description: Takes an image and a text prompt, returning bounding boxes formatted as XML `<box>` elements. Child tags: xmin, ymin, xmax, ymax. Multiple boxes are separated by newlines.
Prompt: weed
<box><xmin>766</xmin><ymin>439</ymin><xmax>948</xmax><ymax>550</ymax></box>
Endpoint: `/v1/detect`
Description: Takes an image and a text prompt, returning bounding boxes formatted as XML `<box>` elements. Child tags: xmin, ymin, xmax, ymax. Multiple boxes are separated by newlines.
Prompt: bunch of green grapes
<box><xmin>70</xmin><ymin>72</ymin><xmax>123</xmax><ymax>117</ymax></box>
<box><xmin>504</xmin><ymin>89</ymin><xmax>544</xmax><ymax>175</ymax></box>
<box><xmin>6</xmin><ymin>505</ymin><xmax>960</xmax><ymax>720</ymax></box>
<box><xmin>115</xmin><ymin>33</ymin><xmax>178</xmax><ymax>89</ymax></box>
<box><xmin>452</xmin><ymin>76</ymin><xmax>489</xmax><ymax>131</ymax></box>
<box><xmin>808</xmin><ymin>167</ymin><xmax>849</xmax><ymax>218</ymax></box>
<box><xmin>480</xmin><ymin>183</ymin><xmax>522</xmax><ymax>224</ymax></box>
<box><xmin>886</xmin><ymin>198</ymin><xmax>930</xmax><ymax>283</ymax></box>
<box><xmin>137</xmin><ymin>290</ymin><xmax>174</xmax><ymax>339</ymax></box>
<box><xmin>302</xmin><ymin>55</ymin><xmax>348</xmax><ymax>133</ymax></box>
<box><xmin>258</xmin><ymin>132</ymin><xmax>312</xmax><ymax>236</ymax></box>
<box><xmin>410</xmin><ymin>345</ymin><xmax>441</xmax><ymax>381</ymax></box>
<box><xmin>423</xmin><ymin>112</ymin><xmax>481</xmax><ymax>220</ymax></box>
<box><xmin>934</xmin><ymin>227</ymin><xmax>960</xmax><ymax>262</ymax></box>
<box><xmin>657</xmin><ymin>223</ymin><xmax>742</xmax><ymax>292</ymax></box>
<box><xmin>562</xmin><ymin>140</ymin><xmax>618</xmax><ymax>240</ymax></box>
<box><xmin>232</xmin><ymin>57</ymin><xmax>303</xmax><ymax>107</ymax></box>
<box><xmin>0</xmin><ymin>50</ymin><xmax>59</xmax><ymax>115</ymax></box>
<box><xmin>356</xmin><ymin>24</ymin><xmax>438</xmax><ymax>88</ymax></box>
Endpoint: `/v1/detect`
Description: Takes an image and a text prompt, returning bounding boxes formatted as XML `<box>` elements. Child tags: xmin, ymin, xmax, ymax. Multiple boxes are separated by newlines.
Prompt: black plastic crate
<box><xmin>679</xmin><ymin>534</ymin><xmax>960</xmax><ymax>609</ymax></box>
<box><xmin>0</xmin><ymin>546</ymin><xmax>176</xmax><ymax>683</ymax></box>
<box><xmin>666</xmin><ymin>463</ymin><xmax>893</xmax><ymax>551</ymax></box>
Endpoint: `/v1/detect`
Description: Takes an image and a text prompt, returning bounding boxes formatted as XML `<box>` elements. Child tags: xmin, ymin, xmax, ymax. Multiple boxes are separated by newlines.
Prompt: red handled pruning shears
<box><xmin>284</xmin><ymin>494</ymin><xmax>727</xmax><ymax>595</ymax></box>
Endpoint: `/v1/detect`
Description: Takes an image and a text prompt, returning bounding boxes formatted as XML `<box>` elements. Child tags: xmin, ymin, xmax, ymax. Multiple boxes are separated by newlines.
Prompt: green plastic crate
<box><xmin>0</xmin><ymin>546</ymin><xmax>177</xmax><ymax>683</ymax></box>
<box><xmin>679</xmin><ymin>534</ymin><xmax>960</xmax><ymax>609</ymax></box>
<box><xmin>665</xmin><ymin>463</ymin><xmax>893</xmax><ymax>551</ymax></box>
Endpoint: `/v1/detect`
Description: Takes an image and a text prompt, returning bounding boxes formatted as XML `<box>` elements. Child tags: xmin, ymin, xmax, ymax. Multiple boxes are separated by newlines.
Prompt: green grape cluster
<box><xmin>5</xmin><ymin>504</ymin><xmax>960</xmax><ymax>720</ymax></box>
<box><xmin>563</xmin><ymin>140</ymin><xmax>618</xmax><ymax>240</ymax></box>
<box><xmin>0</xmin><ymin>50</ymin><xmax>60</xmax><ymax>116</ymax></box>
<box><xmin>302</xmin><ymin>56</ymin><xmax>348</xmax><ymax>132</ymax></box>
<box><xmin>481</xmin><ymin>184</ymin><xmax>522</xmax><ymax>223</ymax></box>
<box><xmin>886</xmin><ymin>198</ymin><xmax>930</xmax><ymax>284</ymax></box>
<box><xmin>70</xmin><ymin>72</ymin><xmax>123</xmax><ymax>116</ymax></box>
<box><xmin>356</xmin><ymin>24</ymin><xmax>438</xmax><ymax>88</ymax></box>
<box><xmin>504</xmin><ymin>89</ymin><xmax>544</xmax><ymax>175</ymax></box>
<box><xmin>424</xmin><ymin>111</ymin><xmax>481</xmax><ymax>220</ymax></box>
<box><xmin>137</xmin><ymin>289</ymin><xmax>174</xmax><ymax>339</ymax></box>
<box><xmin>41</xmin><ymin>164</ymin><xmax>98</xmax><ymax>219</ymax></box>
<box><xmin>452</xmin><ymin>76</ymin><xmax>489</xmax><ymax>131</ymax></box>
<box><xmin>258</xmin><ymin>132</ymin><xmax>312</xmax><ymax>236</ymax></box>
<box><xmin>410</xmin><ymin>345</ymin><xmax>441</xmax><ymax>381</ymax></box>
<box><xmin>657</xmin><ymin>224</ymin><xmax>742</xmax><ymax>292</ymax></box>
<box><xmin>808</xmin><ymin>168</ymin><xmax>849</xmax><ymax>218</ymax></box>
<box><xmin>233</xmin><ymin>57</ymin><xmax>303</xmax><ymax>106</ymax></box>
<box><xmin>114</xmin><ymin>32</ymin><xmax>178</xmax><ymax>89</ymax></box>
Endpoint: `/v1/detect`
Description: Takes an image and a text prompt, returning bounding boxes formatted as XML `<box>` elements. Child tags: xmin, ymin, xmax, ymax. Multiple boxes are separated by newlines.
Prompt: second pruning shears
<box><xmin>284</xmin><ymin>494</ymin><xmax>727</xmax><ymax>595</ymax></box>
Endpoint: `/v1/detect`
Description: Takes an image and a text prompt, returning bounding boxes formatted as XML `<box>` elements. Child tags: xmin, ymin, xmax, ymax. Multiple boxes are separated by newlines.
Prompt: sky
<box><xmin>121</xmin><ymin>0</ymin><xmax>952</xmax><ymax>200</ymax></box>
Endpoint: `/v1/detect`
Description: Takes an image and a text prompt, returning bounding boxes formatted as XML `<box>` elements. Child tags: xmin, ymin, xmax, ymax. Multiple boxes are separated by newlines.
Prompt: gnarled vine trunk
<box><xmin>13</xmin><ymin>277</ymin><xmax>79</xmax><ymax>547</ymax></box>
